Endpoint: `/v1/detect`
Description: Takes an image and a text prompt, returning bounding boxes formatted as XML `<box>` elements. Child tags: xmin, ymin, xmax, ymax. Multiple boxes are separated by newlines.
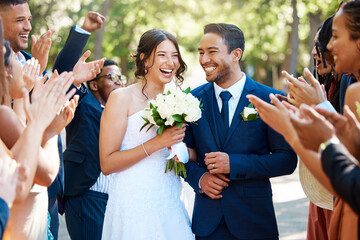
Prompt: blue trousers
<box><xmin>65</xmin><ymin>190</ymin><xmax>108</xmax><ymax>240</ymax></box>
<box><xmin>196</xmin><ymin>217</ymin><xmax>278</xmax><ymax>240</ymax></box>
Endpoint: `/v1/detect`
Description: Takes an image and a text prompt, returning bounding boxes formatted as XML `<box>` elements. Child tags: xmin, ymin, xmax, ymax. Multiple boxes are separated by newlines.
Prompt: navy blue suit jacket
<box><xmin>63</xmin><ymin>86</ymin><xmax>103</xmax><ymax>196</ymax></box>
<box><xmin>184</xmin><ymin>75</ymin><xmax>297</xmax><ymax>239</ymax></box>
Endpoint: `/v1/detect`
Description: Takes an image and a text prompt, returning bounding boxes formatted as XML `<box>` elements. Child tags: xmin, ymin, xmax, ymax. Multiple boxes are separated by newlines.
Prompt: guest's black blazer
<box><xmin>322</xmin><ymin>143</ymin><xmax>360</xmax><ymax>214</ymax></box>
<box><xmin>52</xmin><ymin>26</ymin><xmax>90</xmax><ymax>197</ymax></box>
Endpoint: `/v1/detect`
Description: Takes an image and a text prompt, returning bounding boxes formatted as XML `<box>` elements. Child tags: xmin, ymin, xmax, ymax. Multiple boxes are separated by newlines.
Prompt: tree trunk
<box><xmin>94</xmin><ymin>0</ymin><xmax>114</xmax><ymax>59</ymax></box>
<box><xmin>288</xmin><ymin>0</ymin><xmax>299</xmax><ymax>76</ymax></box>
<box><xmin>308</xmin><ymin>12</ymin><xmax>322</xmax><ymax>73</ymax></box>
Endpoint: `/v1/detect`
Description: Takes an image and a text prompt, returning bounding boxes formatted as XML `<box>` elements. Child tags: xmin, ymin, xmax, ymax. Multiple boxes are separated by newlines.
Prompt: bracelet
<box><xmin>142</xmin><ymin>143</ymin><xmax>150</xmax><ymax>157</ymax></box>
<box><xmin>319</xmin><ymin>137</ymin><xmax>340</xmax><ymax>153</ymax></box>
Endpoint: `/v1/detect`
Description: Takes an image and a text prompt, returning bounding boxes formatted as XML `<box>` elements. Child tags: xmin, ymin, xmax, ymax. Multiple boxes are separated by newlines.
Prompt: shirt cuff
<box><xmin>75</xmin><ymin>26</ymin><xmax>91</xmax><ymax>35</ymax></box>
<box><xmin>317</xmin><ymin>101</ymin><xmax>337</xmax><ymax>113</ymax></box>
<box><xmin>198</xmin><ymin>173</ymin><xmax>206</xmax><ymax>194</ymax></box>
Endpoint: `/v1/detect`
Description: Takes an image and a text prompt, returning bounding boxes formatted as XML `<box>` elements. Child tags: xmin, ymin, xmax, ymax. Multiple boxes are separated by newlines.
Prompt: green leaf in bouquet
<box><xmin>146</xmin><ymin>124</ymin><xmax>154</xmax><ymax>132</ymax></box>
<box><xmin>166</xmin><ymin>90</ymin><xmax>171</xmax><ymax>95</ymax></box>
<box><xmin>156</xmin><ymin>119</ymin><xmax>165</xmax><ymax>126</ymax></box>
<box><xmin>176</xmin><ymin>121</ymin><xmax>184</xmax><ymax>128</ymax></box>
<box><xmin>184</xmin><ymin>87</ymin><xmax>191</xmax><ymax>94</ymax></box>
<box><xmin>172</xmin><ymin>114</ymin><xmax>183</xmax><ymax>122</ymax></box>
<box><xmin>169</xmin><ymin>158</ymin><xmax>174</xmax><ymax>171</ymax></box>
<box><xmin>165</xmin><ymin>159</ymin><xmax>170</xmax><ymax>173</ymax></box>
<box><xmin>149</xmin><ymin>102</ymin><xmax>154</xmax><ymax>109</ymax></box>
<box><xmin>140</xmin><ymin>121</ymin><xmax>150</xmax><ymax>132</ymax></box>
<box><xmin>248</xmin><ymin>103</ymin><xmax>254</xmax><ymax>108</ymax></box>
<box><xmin>157</xmin><ymin>125</ymin><xmax>165</xmax><ymax>136</ymax></box>
<box><xmin>174</xmin><ymin>160</ymin><xmax>178</xmax><ymax>175</ymax></box>
<box><xmin>141</xmin><ymin>116</ymin><xmax>149</xmax><ymax>122</ymax></box>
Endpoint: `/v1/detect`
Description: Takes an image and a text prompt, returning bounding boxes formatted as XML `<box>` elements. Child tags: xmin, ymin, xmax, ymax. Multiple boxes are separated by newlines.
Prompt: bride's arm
<box><xmin>99</xmin><ymin>89</ymin><xmax>186</xmax><ymax>175</ymax></box>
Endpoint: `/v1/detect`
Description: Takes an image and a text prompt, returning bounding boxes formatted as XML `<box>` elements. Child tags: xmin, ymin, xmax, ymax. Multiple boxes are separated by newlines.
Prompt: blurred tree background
<box><xmin>28</xmin><ymin>0</ymin><xmax>341</xmax><ymax>90</ymax></box>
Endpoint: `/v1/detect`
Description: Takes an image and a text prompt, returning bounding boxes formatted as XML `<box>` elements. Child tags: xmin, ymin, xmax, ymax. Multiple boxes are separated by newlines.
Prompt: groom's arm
<box><xmin>228</xmin><ymin>126</ymin><xmax>297</xmax><ymax>180</ymax></box>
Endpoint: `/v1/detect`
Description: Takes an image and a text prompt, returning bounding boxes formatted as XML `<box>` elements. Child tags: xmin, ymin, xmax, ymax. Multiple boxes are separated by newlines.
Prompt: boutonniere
<box><xmin>240</xmin><ymin>103</ymin><xmax>259</xmax><ymax>121</ymax></box>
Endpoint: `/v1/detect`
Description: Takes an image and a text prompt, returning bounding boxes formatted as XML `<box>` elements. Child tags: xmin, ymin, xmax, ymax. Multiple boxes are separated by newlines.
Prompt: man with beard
<box><xmin>184</xmin><ymin>23</ymin><xmax>297</xmax><ymax>240</ymax></box>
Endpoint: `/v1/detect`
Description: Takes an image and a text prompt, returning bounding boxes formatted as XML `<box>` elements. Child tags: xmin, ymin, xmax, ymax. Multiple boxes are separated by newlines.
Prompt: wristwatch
<box><xmin>319</xmin><ymin>137</ymin><xmax>340</xmax><ymax>153</ymax></box>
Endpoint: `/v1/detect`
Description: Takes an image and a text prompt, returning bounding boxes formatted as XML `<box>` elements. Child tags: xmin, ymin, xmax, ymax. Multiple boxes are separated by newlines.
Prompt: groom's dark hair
<box><xmin>204</xmin><ymin>23</ymin><xmax>245</xmax><ymax>62</ymax></box>
<box><xmin>0</xmin><ymin>0</ymin><xmax>28</xmax><ymax>7</ymax></box>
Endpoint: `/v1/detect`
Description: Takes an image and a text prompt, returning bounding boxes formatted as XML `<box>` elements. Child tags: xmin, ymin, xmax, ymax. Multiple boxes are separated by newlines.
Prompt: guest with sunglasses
<box><xmin>62</xmin><ymin>59</ymin><xmax>125</xmax><ymax>239</ymax></box>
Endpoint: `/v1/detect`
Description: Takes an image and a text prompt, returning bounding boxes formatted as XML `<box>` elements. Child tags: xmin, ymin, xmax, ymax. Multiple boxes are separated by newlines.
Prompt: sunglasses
<box><xmin>93</xmin><ymin>73</ymin><xmax>127</xmax><ymax>85</ymax></box>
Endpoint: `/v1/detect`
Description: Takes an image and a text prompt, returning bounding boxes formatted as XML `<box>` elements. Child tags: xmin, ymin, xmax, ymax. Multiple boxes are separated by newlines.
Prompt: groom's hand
<box><xmin>200</xmin><ymin>173</ymin><xmax>229</xmax><ymax>199</ymax></box>
<box><xmin>205</xmin><ymin>152</ymin><xmax>230</xmax><ymax>174</ymax></box>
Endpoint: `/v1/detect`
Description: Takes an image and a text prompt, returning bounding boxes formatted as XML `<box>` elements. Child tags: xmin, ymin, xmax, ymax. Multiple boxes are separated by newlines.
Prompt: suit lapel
<box><xmin>224</xmin><ymin>76</ymin><xmax>256</xmax><ymax>146</ymax></box>
<box><xmin>202</xmin><ymin>84</ymin><xmax>222</xmax><ymax>149</ymax></box>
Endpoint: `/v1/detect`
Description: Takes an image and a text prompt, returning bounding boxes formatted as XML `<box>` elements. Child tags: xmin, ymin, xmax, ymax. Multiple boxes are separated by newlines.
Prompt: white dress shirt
<box><xmin>213</xmin><ymin>72</ymin><xmax>247</xmax><ymax>127</ymax></box>
<box><xmin>89</xmin><ymin>104</ymin><xmax>112</xmax><ymax>194</ymax></box>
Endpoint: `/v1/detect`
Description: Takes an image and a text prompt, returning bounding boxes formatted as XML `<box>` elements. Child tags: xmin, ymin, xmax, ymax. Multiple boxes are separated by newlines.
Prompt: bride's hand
<box><xmin>156</xmin><ymin>124</ymin><xmax>186</xmax><ymax>149</ymax></box>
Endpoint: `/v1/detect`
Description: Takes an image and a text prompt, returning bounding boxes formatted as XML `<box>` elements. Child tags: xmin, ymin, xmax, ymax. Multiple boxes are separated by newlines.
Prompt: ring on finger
<box><xmin>212</xmin><ymin>163</ymin><xmax>215</xmax><ymax>169</ymax></box>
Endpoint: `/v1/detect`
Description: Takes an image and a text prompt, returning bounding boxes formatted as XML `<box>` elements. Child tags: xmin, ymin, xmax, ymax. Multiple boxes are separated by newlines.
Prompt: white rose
<box><xmin>185</xmin><ymin>104</ymin><xmax>202</xmax><ymax>122</ymax></box>
<box><xmin>144</xmin><ymin>109</ymin><xmax>156</xmax><ymax>125</ymax></box>
<box><xmin>165</xmin><ymin>116</ymin><xmax>175</xmax><ymax>126</ymax></box>
<box><xmin>243</xmin><ymin>107</ymin><xmax>257</xmax><ymax>118</ymax></box>
<box><xmin>174</xmin><ymin>91</ymin><xmax>187</xmax><ymax>102</ymax></box>
<box><xmin>155</xmin><ymin>94</ymin><xmax>166</xmax><ymax>104</ymax></box>
<box><xmin>157</xmin><ymin>103</ymin><xmax>174</xmax><ymax>119</ymax></box>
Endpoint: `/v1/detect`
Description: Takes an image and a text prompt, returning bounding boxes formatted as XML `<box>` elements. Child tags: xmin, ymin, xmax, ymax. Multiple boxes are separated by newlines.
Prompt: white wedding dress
<box><xmin>102</xmin><ymin>110</ymin><xmax>194</xmax><ymax>240</ymax></box>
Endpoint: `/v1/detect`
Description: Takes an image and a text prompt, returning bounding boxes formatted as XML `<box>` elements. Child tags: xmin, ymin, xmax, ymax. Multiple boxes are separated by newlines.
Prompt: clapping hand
<box><xmin>290</xmin><ymin>104</ymin><xmax>336</xmax><ymax>152</ymax></box>
<box><xmin>0</xmin><ymin>156</ymin><xmax>27</xmax><ymax>207</ymax></box>
<box><xmin>316</xmin><ymin>105</ymin><xmax>360</xmax><ymax>159</ymax></box>
<box><xmin>72</xmin><ymin>50</ymin><xmax>105</xmax><ymax>87</ymax></box>
<box><xmin>31</xmin><ymin>70</ymin><xmax>59</xmax><ymax>102</ymax></box>
<box><xmin>282</xmin><ymin>68</ymin><xmax>327</xmax><ymax>107</ymax></box>
<box><xmin>247</xmin><ymin>93</ymin><xmax>299</xmax><ymax>145</ymax></box>
<box><xmin>23</xmin><ymin>71</ymin><xmax>76</xmax><ymax>130</ymax></box>
<box><xmin>81</xmin><ymin>11</ymin><xmax>105</xmax><ymax>33</ymax></box>
<box><xmin>31</xmin><ymin>29</ymin><xmax>55</xmax><ymax>73</ymax></box>
<box><xmin>43</xmin><ymin>95</ymin><xmax>79</xmax><ymax>143</ymax></box>
<box><xmin>22</xmin><ymin>58</ymin><xmax>40</xmax><ymax>92</ymax></box>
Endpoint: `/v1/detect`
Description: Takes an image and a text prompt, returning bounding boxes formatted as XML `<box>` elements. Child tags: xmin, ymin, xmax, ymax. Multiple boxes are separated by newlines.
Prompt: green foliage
<box><xmin>28</xmin><ymin>0</ymin><xmax>341</xmax><ymax>87</ymax></box>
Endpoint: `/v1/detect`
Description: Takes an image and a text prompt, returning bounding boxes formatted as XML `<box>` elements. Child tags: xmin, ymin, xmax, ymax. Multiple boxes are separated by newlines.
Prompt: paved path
<box><xmin>59</xmin><ymin>163</ymin><xmax>308</xmax><ymax>239</ymax></box>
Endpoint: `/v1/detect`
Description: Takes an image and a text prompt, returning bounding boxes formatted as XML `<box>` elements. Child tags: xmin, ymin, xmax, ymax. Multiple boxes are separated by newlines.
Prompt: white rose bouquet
<box><xmin>140</xmin><ymin>87</ymin><xmax>202</xmax><ymax>177</ymax></box>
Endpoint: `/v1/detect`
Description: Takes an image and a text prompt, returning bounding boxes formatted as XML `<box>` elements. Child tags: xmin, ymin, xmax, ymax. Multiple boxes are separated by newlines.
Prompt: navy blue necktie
<box><xmin>220</xmin><ymin>91</ymin><xmax>232</xmax><ymax>129</ymax></box>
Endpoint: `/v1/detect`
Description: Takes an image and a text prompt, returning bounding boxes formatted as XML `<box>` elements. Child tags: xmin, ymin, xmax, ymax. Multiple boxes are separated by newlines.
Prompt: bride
<box><xmin>99</xmin><ymin>29</ymin><xmax>194</xmax><ymax>239</ymax></box>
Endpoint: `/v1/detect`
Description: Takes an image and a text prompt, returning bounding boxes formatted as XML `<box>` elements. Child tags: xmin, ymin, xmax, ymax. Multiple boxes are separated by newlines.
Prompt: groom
<box><xmin>184</xmin><ymin>23</ymin><xmax>297</xmax><ymax>240</ymax></box>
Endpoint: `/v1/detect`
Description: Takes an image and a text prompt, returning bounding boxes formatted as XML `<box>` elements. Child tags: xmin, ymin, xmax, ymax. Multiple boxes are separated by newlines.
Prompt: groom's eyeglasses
<box><xmin>93</xmin><ymin>73</ymin><xmax>127</xmax><ymax>85</ymax></box>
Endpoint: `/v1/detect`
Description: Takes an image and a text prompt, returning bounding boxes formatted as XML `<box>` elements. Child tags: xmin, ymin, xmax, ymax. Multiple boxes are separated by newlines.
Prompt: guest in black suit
<box><xmin>62</xmin><ymin>60</ymin><xmax>125</xmax><ymax>240</ymax></box>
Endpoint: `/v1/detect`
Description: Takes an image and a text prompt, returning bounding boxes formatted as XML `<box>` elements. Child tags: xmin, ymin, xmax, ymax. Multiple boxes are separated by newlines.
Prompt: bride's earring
<box><xmin>144</xmin><ymin>69</ymin><xmax>148</xmax><ymax>74</ymax></box>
